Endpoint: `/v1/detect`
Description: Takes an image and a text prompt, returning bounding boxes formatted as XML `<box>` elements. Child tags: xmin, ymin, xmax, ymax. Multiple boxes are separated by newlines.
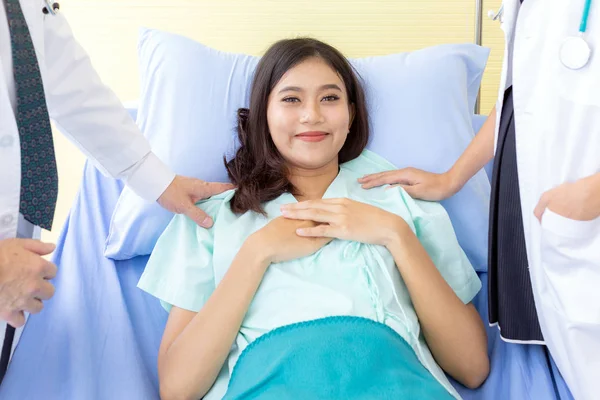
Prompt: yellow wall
<box><xmin>44</xmin><ymin>0</ymin><xmax>504</xmax><ymax>244</ymax></box>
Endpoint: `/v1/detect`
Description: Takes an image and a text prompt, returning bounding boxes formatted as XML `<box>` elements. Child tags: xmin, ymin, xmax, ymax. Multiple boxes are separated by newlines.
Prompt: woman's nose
<box><xmin>300</xmin><ymin>102</ymin><xmax>324</xmax><ymax>124</ymax></box>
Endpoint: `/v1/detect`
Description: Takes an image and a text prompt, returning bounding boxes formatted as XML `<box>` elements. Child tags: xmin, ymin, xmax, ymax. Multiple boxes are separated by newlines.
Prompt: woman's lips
<box><xmin>296</xmin><ymin>131</ymin><xmax>329</xmax><ymax>142</ymax></box>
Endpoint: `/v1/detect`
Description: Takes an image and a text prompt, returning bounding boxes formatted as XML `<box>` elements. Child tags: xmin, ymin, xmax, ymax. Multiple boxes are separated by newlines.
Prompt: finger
<box><xmin>185</xmin><ymin>203</ymin><xmax>213</xmax><ymax>228</ymax></box>
<box><xmin>19</xmin><ymin>239</ymin><xmax>56</xmax><ymax>256</ymax></box>
<box><xmin>281</xmin><ymin>199</ymin><xmax>346</xmax><ymax>212</ymax></box>
<box><xmin>361</xmin><ymin>173</ymin><xmax>415</xmax><ymax>189</ymax></box>
<box><xmin>296</xmin><ymin>224</ymin><xmax>337</xmax><ymax>238</ymax></box>
<box><xmin>358</xmin><ymin>171</ymin><xmax>390</xmax><ymax>183</ymax></box>
<box><xmin>22</xmin><ymin>298</ymin><xmax>44</xmax><ymax>315</ymax></box>
<box><xmin>196</xmin><ymin>181</ymin><xmax>235</xmax><ymax>199</ymax></box>
<box><xmin>313</xmin><ymin>198</ymin><xmax>349</xmax><ymax>205</ymax></box>
<box><xmin>281</xmin><ymin>208</ymin><xmax>339</xmax><ymax>224</ymax></box>
<box><xmin>534</xmin><ymin>193</ymin><xmax>550</xmax><ymax>222</ymax></box>
<box><xmin>6</xmin><ymin>311</ymin><xmax>26</xmax><ymax>328</ymax></box>
<box><xmin>360</xmin><ymin>175</ymin><xmax>398</xmax><ymax>188</ymax></box>
<box><xmin>42</xmin><ymin>261</ymin><xmax>58</xmax><ymax>280</ymax></box>
<box><xmin>389</xmin><ymin>183</ymin><xmax>421</xmax><ymax>198</ymax></box>
<box><xmin>35</xmin><ymin>280</ymin><xmax>56</xmax><ymax>301</ymax></box>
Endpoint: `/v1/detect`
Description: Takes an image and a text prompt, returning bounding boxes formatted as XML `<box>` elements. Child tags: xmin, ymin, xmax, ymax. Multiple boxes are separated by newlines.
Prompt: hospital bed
<box><xmin>0</xmin><ymin>104</ymin><xmax>575</xmax><ymax>399</ymax></box>
<box><xmin>0</xmin><ymin>0</ymin><xmax>579</xmax><ymax>394</ymax></box>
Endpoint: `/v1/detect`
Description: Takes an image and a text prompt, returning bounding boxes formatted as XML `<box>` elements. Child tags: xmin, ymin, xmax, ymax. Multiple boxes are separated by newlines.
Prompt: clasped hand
<box><xmin>0</xmin><ymin>239</ymin><xmax>57</xmax><ymax>327</ymax></box>
<box><xmin>249</xmin><ymin>199</ymin><xmax>407</xmax><ymax>266</ymax></box>
<box><xmin>280</xmin><ymin>198</ymin><xmax>407</xmax><ymax>247</ymax></box>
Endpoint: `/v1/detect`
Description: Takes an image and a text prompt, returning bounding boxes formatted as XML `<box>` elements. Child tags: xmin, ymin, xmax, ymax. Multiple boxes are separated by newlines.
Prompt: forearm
<box><xmin>447</xmin><ymin>106</ymin><xmax>497</xmax><ymax>191</ymax></box>
<box><xmin>587</xmin><ymin>172</ymin><xmax>600</xmax><ymax>214</ymax></box>
<box><xmin>385</xmin><ymin>225</ymin><xmax>488</xmax><ymax>388</ymax></box>
<box><xmin>159</xmin><ymin>243</ymin><xmax>269</xmax><ymax>399</ymax></box>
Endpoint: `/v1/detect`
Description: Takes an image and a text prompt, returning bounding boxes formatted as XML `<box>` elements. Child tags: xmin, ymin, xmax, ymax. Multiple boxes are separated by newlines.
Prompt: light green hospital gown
<box><xmin>138</xmin><ymin>149</ymin><xmax>482</xmax><ymax>400</ymax></box>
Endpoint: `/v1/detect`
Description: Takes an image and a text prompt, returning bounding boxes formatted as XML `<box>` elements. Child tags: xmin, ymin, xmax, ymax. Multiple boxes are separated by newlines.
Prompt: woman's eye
<box><xmin>322</xmin><ymin>95</ymin><xmax>340</xmax><ymax>102</ymax></box>
<box><xmin>282</xmin><ymin>97</ymin><xmax>300</xmax><ymax>103</ymax></box>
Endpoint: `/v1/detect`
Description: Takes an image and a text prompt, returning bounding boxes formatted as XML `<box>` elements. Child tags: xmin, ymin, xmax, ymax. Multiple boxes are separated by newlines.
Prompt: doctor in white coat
<box><xmin>359</xmin><ymin>0</ymin><xmax>600</xmax><ymax>398</ymax></box>
<box><xmin>0</xmin><ymin>0</ymin><xmax>232</xmax><ymax>376</ymax></box>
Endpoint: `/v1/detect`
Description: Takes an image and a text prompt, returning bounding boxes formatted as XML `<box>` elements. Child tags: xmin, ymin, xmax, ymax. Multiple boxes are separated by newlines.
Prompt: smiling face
<box><xmin>266</xmin><ymin>57</ymin><xmax>355</xmax><ymax>172</ymax></box>
<box><xmin>225</xmin><ymin>38</ymin><xmax>370</xmax><ymax>214</ymax></box>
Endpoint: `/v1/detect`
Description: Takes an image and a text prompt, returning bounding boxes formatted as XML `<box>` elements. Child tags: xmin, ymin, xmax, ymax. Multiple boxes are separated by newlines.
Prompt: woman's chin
<box><xmin>288</xmin><ymin>154</ymin><xmax>339</xmax><ymax>171</ymax></box>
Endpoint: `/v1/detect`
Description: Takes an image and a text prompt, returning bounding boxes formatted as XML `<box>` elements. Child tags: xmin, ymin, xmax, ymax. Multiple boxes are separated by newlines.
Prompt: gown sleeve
<box><xmin>137</xmin><ymin>195</ymin><xmax>226</xmax><ymax>312</ymax></box>
<box><xmin>399</xmin><ymin>189</ymin><xmax>482</xmax><ymax>304</ymax></box>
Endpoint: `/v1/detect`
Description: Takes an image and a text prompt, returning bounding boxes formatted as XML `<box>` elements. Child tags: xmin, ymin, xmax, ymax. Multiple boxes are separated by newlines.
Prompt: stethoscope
<box><xmin>42</xmin><ymin>0</ymin><xmax>60</xmax><ymax>15</ymax></box>
<box><xmin>488</xmin><ymin>0</ymin><xmax>593</xmax><ymax>70</ymax></box>
<box><xmin>560</xmin><ymin>0</ymin><xmax>593</xmax><ymax>69</ymax></box>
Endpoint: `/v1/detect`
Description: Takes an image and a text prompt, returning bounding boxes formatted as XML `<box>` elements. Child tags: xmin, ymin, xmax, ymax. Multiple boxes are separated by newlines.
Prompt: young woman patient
<box><xmin>138</xmin><ymin>38</ymin><xmax>489</xmax><ymax>400</ymax></box>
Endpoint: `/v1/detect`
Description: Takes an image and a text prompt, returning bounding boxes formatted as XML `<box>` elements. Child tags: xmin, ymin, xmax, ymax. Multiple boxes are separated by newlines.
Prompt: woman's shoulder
<box><xmin>341</xmin><ymin>150</ymin><xmax>404</xmax><ymax>201</ymax></box>
<box><xmin>341</xmin><ymin>149</ymin><xmax>397</xmax><ymax>178</ymax></box>
<box><xmin>161</xmin><ymin>189</ymin><xmax>238</xmax><ymax>234</ymax></box>
<box><xmin>342</xmin><ymin>150</ymin><xmax>448</xmax><ymax>221</ymax></box>
<box><xmin>194</xmin><ymin>188</ymin><xmax>237</xmax><ymax>217</ymax></box>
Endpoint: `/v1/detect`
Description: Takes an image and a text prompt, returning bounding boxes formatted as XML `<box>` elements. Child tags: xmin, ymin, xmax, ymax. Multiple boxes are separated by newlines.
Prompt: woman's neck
<box><xmin>289</xmin><ymin>159</ymin><xmax>340</xmax><ymax>202</ymax></box>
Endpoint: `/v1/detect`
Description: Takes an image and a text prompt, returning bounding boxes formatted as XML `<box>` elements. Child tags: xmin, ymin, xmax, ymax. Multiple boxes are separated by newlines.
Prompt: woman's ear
<box><xmin>349</xmin><ymin>103</ymin><xmax>356</xmax><ymax>130</ymax></box>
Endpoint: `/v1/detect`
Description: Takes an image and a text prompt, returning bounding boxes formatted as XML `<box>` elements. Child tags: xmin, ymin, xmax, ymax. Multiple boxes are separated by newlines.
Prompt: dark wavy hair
<box><xmin>224</xmin><ymin>38</ymin><xmax>370</xmax><ymax>215</ymax></box>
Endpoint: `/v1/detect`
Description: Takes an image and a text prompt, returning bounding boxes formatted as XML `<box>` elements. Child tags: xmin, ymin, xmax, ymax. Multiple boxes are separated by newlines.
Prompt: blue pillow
<box><xmin>105</xmin><ymin>28</ymin><xmax>490</xmax><ymax>272</ymax></box>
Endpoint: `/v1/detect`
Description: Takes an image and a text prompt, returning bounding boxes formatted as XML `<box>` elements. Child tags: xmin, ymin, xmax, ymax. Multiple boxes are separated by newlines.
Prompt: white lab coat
<box><xmin>496</xmin><ymin>0</ymin><xmax>600</xmax><ymax>399</ymax></box>
<box><xmin>0</xmin><ymin>1</ymin><xmax>175</xmax><ymax>358</ymax></box>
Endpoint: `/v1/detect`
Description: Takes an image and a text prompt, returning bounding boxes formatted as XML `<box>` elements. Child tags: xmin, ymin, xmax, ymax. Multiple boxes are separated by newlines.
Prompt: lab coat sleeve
<box><xmin>41</xmin><ymin>12</ymin><xmax>175</xmax><ymax>202</ymax></box>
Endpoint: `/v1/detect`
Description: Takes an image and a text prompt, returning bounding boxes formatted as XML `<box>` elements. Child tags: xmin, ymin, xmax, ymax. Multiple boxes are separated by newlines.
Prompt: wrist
<box><xmin>444</xmin><ymin>167</ymin><xmax>464</xmax><ymax>196</ymax></box>
<box><xmin>242</xmin><ymin>234</ymin><xmax>272</xmax><ymax>269</ymax></box>
<box><xmin>126</xmin><ymin>152</ymin><xmax>176</xmax><ymax>202</ymax></box>
<box><xmin>382</xmin><ymin>216</ymin><xmax>413</xmax><ymax>249</ymax></box>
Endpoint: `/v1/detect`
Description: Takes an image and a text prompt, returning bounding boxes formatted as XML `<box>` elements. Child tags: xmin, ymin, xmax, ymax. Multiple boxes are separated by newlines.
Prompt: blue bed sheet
<box><xmin>0</xmin><ymin>150</ymin><xmax>573</xmax><ymax>400</ymax></box>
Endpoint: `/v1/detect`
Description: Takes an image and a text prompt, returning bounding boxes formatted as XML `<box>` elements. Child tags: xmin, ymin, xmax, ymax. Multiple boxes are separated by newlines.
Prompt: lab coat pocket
<box><xmin>556</xmin><ymin>45</ymin><xmax>600</xmax><ymax>107</ymax></box>
<box><xmin>539</xmin><ymin>209</ymin><xmax>600</xmax><ymax>325</ymax></box>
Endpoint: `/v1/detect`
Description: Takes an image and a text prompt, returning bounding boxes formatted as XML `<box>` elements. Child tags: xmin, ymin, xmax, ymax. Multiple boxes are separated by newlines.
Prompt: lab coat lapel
<box><xmin>494</xmin><ymin>0</ymin><xmax>520</xmax><ymax>154</ymax></box>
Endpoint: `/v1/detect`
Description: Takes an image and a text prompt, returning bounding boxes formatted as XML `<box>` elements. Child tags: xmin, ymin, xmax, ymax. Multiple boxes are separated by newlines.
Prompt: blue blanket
<box><xmin>0</xmin><ymin>159</ymin><xmax>573</xmax><ymax>400</ymax></box>
<box><xmin>224</xmin><ymin>316</ymin><xmax>453</xmax><ymax>400</ymax></box>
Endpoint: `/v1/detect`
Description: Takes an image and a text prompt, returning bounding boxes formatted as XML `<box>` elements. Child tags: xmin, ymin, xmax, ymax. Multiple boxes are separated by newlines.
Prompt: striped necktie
<box><xmin>4</xmin><ymin>0</ymin><xmax>58</xmax><ymax>230</ymax></box>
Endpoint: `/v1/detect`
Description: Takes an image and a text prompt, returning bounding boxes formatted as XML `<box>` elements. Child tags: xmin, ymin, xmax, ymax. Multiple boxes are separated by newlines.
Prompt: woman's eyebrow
<box><xmin>278</xmin><ymin>86</ymin><xmax>303</xmax><ymax>94</ymax></box>
<box><xmin>319</xmin><ymin>84</ymin><xmax>342</xmax><ymax>92</ymax></box>
<box><xmin>278</xmin><ymin>84</ymin><xmax>342</xmax><ymax>94</ymax></box>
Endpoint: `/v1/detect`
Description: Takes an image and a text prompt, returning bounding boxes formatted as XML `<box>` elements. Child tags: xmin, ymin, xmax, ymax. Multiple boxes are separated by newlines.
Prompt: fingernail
<box><xmin>201</xmin><ymin>217</ymin><xmax>212</xmax><ymax>227</ymax></box>
<box><xmin>296</xmin><ymin>228</ymin><xmax>305</xmax><ymax>235</ymax></box>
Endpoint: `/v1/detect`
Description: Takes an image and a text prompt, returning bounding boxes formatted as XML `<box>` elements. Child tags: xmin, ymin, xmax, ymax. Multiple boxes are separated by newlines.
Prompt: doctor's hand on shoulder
<box><xmin>0</xmin><ymin>239</ymin><xmax>57</xmax><ymax>328</ymax></box>
<box><xmin>157</xmin><ymin>176</ymin><xmax>234</xmax><ymax>228</ymax></box>
<box><xmin>534</xmin><ymin>174</ymin><xmax>600</xmax><ymax>222</ymax></box>
<box><xmin>357</xmin><ymin>168</ymin><xmax>461</xmax><ymax>201</ymax></box>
